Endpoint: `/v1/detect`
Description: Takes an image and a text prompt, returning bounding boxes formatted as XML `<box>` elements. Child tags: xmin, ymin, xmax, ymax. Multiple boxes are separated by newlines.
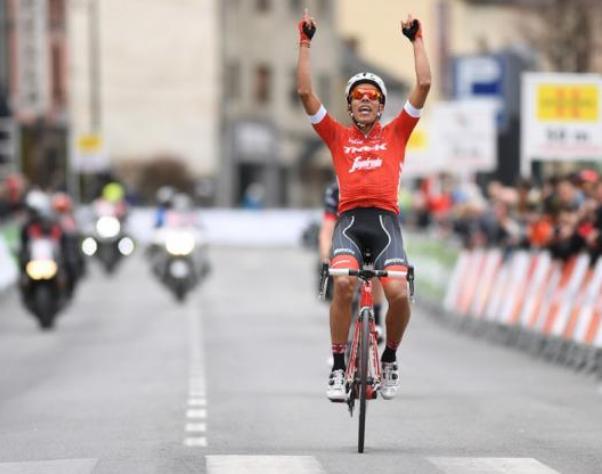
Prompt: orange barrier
<box><xmin>444</xmin><ymin>249</ymin><xmax>602</xmax><ymax>349</ymax></box>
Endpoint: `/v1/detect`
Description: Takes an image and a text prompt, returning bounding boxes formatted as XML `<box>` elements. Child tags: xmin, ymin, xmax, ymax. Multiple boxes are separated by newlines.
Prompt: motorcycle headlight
<box><xmin>82</xmin><ymin>237</ymin><xmax>98</xmax><ymax>256</ymax></box>
<box><xmin>118</xmin><ymin>237</ymin><xmax>135</xmax><ymax>256</ymax></box>
<box><xmin>165</xmin><ymin>233</ymin><xmax>195</xmax><ymax>256</ymax></box>
<box><xmin>26</xmin><ymin>260</ymin><xmax>58</xmax><ymax>280</ymax></box>
<box><xmin>96</xmin><ymin>216</ymin><xmax>121</xmax><ymax>238</ymax></box>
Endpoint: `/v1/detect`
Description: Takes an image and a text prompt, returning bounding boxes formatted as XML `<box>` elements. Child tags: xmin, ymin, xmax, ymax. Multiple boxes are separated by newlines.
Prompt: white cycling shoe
<box><xmin>380</xmin><ymin>362</ymin><xmax>400</xmax><ymax>400</ymax></box>
<box><xmin>326</xmin><ymin>369</ymin><xmax>348</xmax><ymax>402</ymax></box>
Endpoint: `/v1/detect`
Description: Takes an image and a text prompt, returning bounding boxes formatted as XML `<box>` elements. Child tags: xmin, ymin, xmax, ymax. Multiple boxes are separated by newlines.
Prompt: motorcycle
<box><xmin>150</xmin><ymin>227</ymin><xmax>210</xmax><ymax>302</ymax></box>
<box><xmin>20</xmin><ymin>232</ymin><xmax>68</xmax><ymax>329</ymax></box>
<box><xmin>81</xmin><ymin>202</ymin><xmax>134</xmax><ymax>273</ymax></box>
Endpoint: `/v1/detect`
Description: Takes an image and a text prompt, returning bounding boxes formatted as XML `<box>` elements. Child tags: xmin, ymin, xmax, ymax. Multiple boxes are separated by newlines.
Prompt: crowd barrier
<box><xmin>0</xmin><ymin>234</ymin><xmax>18</xmax><ymax>292</ymax></box>
<box><xmin>442</xmin><ymin>248</ymin><xmax>602</xmax><ymax>378</ymax></box>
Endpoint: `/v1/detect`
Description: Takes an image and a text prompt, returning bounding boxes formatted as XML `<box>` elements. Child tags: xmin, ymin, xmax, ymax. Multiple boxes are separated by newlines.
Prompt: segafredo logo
<box><xmin>349</xmin><ymin>156</ymin><xmax>383</xmax><ymax>173</ymax></box>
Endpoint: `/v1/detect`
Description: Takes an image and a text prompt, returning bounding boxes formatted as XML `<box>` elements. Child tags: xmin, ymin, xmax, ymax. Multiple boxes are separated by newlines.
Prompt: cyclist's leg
<box><xmin>373</xmin><ymin>212</ymin><xmax>410</xmax><ymax>362</ymax></box>
<box><xmin>329</xmin><ymin>213</ymin><xmax>363</xmax><ymax>368</ymax></box>
<box><xmin>372</xmin><ymin>278</ymin><xmax>384</xmax><ymax>341</ymax></box>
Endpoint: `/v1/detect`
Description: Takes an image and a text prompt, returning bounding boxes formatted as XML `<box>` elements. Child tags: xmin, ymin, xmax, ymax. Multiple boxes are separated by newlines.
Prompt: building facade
<box><xmin>1</xmin><ymin>0</ymin><xmax>69</xmax><ymax>187</ymax></box>
<box><xmin>217</xmin><ymin>0</ymin><xmax>345</xmax><ymax>207</ymax></box>
<box><xmin>68</xmin><ymin>0</ymin><xmax>219</xmax><ymax>181</ymax></box>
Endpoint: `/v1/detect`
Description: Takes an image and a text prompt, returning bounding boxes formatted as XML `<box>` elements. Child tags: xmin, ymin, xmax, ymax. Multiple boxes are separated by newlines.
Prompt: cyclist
<box><xmin>319</xmin><ymin>180</ymin><xmax>385</xmax><ymax>340</ymax></box>
<box><xmin>297</xmin><ymin>10</ymin><xmax>431</xmax><ymax>401</ymax></box>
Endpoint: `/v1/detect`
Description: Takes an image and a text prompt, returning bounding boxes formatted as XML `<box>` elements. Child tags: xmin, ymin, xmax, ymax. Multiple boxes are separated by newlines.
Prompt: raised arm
<box><xmin>297</xmin><ymin>10</ymin><xmax>321</xmax><ymax>115</ymax></box>
<box><xmin>402</xmin><ymin>15</ymin><xmax>431</xmax><ymax>109</ymax></box>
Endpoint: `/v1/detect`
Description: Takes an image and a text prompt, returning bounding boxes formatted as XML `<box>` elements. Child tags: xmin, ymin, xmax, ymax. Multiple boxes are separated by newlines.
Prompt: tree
<box><xmin>515</xmin><ymin>0</ymin><xmax>602</xmax><ymax>72</ymax></box>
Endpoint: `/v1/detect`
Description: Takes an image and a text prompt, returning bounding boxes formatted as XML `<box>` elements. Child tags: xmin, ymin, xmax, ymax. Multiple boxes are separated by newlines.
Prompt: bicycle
<box><xmin>320</xmin><ymin>259</ymin><xmax>414</xmax><ymax>453</ymax></box>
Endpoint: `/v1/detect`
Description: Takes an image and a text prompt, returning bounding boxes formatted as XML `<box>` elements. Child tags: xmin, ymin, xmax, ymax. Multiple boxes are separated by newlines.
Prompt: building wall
<box><xmin>336</xmin><ymin>0</ymin><xmax>531</xmax><ymax>103</ymax></box>
<box><xmin>219</xmin><ymin>0</ymin><xmax>343</xmax><ymax>206</ymax></box>
<box><xmin>68</xmin><ymin>0</ymin><xmax>219</xmax><ymax>176</ymax></box>
<box><xmin>2</xmin><ymin>0</ymin><xmax>69</xmax><ymax>187</ymax></box>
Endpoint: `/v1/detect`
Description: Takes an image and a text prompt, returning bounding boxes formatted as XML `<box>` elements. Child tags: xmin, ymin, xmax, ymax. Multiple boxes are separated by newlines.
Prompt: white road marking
<box><xmin>207</xmin><ymin>456</ymin><xmax>326</xmax><ymax>474</ymax></box>
<box><xmin>186</xmin><ymin>408</ymin><xmax>207</xmax><ymax>419</ymax></box>
<box><xmin>188</xmin><ymin>398</ymin><xmax>207</xmax><ymax>406</ymax></box>
<box><xmin>428</xmin><ymin>457</ymin><xmax>561</xmax><ymax>474</ymax></box>
<box><xmin>186</xmin><ymin>422</ymin><xmax>207</xmax><ymax>433</ymax></box>
<box><xmin>184</xmin><ymin>296</ymin><xmax>209</xmax><ymax>448</ymax></box>
<box><xmin>0</xmin><ymin>458</ymin><xmax>98</xmax><ymax>474</ymax></box>
<box><xmin>184</xmin><ymin>437</ymin><xmax>208</xmax><ymax>447</ymax></box>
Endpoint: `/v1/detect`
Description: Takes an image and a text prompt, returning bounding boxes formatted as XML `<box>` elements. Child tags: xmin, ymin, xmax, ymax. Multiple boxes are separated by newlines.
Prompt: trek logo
<box><xmin>349</xmin><ymin>156</ymin><xmax>383</xmax><ymax>173</ymax></box>
<box><xmin>344</xmin><ymin>144</ymin><xmax>387</xmax><ymax>154</ymax></box>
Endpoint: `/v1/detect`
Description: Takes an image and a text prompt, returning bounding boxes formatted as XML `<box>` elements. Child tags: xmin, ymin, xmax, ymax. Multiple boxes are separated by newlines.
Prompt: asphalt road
<box><xmin>0</xmin><ymin>247</ymin><xmax>601</xmax><ymax>474</ymax></box>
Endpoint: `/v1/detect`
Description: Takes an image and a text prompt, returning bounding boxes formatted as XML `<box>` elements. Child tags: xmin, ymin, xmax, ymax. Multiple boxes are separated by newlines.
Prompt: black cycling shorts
<box><xmin>330</xmin><ymin>207</ymin><xmax>408</xmax><ymax>271</ymax></box>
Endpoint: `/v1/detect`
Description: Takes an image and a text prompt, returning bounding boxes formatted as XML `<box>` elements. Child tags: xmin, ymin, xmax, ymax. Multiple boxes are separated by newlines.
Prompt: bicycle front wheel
<box><xmin>358</xmin><ymin>308</ymin><xmax>370</xmax><ymax>453</ymax></box>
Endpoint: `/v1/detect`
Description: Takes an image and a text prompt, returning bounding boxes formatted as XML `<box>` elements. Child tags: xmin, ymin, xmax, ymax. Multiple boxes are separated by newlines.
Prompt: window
<box><xmin>48</xmin><ymin>0</ymin><xmax>65</xmax><ymax>29</ymax></box>
<box><xmin>254</xmin><ymin>64</ymin><xmax>271</xmax><ymax>104</ymax></box>
<box><xmin>256</xmin><ymin>0</ymin><xmax>270</xmax><ymax>13</ymax></box>
<box><xmin>225</xmin><ymin>61</ymin><xmax>241</xmax><ymax>101</ymax></box>
<box><xmin>51</xmin><ymin>45</ymin><xmax>65</xmax><ymax>107</ymax></box>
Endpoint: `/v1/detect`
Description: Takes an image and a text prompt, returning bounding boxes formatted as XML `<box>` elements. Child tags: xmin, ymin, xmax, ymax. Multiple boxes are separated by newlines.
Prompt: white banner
<box><xmin>403</xmin><ymin>124</ymin><xmax>441</xmax><ymax>177</ymax></box>
<box><xmin>15</xmin><ymin>0</ymin><xmax>49</xmax><ymax>117</ymax></box>
<box><xmin>430</xmin><ymin>100</ymin><xmax>497</xmax><ymax>175</ymax></box>
<box><xmin>72</xmin><ymin>133</ymin><xmax>110</xmax><ymax>173</ymax></box>
<box><xmin>521</xmin><ymin>73</ymin><xmax>602</xmax><ymax>175</ymax></box>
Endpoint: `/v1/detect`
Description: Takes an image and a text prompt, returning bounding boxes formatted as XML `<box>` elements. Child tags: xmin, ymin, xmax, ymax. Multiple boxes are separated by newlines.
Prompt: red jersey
<box><xmin>310</xmin><ymin>101</ymin><xmax>421</xmax><ymax>214</ymax></box>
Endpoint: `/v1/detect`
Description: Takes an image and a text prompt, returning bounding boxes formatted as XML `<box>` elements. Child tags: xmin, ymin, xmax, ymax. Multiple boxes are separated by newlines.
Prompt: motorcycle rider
<box><xmin>154</xmin><ymin>186</ymin><xmax>175</xmax><ymax>228</ymax></box>
<box><xmin>19</xmin><ymin>190</ymin><xmax>67</xmax><ymax>297</ymax></box>
<box><xmin>20</xmin><ymin>190</ymin><xmax>61</xmax><ymax>265</ymax></box>
<box><xmin>52</xmin><ymin>192</ymin><xmax>85</xmax><ymax>296</ymax></box>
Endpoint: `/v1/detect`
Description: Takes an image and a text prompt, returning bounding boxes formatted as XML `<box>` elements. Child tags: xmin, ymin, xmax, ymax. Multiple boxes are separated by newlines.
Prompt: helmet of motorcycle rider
<box><xmin>24</xmin><ymin>189</ymin><xmax>52</xmax><ymax>218</ymax></box>
<box><xmin>172</xmin><ymin>193</ymin><xmax>192</xmax><ymax>211</ymax></box>
<box><xmin>156</xmin><ymin>186</ymin><xmax>175</xmax><ymax>208</ymax></box>
<box><xmin>344</xmin><ymin>72</ymin><xmax>387</xmax><ymax>105</ymax></box>
<box><xmin>101</xmin><ymin>182</ymin><xmax>125</xmax><ymax>204</ymax></box>
<box><xmin>51</xmin><ymin>192</ymin><xmax>73</xmax><ymax>214</ymax></box>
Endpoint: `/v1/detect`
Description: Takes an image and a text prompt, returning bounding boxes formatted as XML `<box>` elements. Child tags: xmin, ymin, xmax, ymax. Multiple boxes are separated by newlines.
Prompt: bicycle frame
<box><xmin>346</xmin><ymin>278</ymin><xmax>381</xmax><ymax>409</ymax></box>
<box><xmin>324</xmin><ymin>265</ymin><xmax>411</xmax><ymax>453</ymax></box>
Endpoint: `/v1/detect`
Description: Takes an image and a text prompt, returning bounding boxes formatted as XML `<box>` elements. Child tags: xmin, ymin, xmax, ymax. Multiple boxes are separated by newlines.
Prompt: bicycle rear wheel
<box><xmin>357</xmin><ymin>308</ymin><xmax>370</xmax><ymax>453</ymax></box>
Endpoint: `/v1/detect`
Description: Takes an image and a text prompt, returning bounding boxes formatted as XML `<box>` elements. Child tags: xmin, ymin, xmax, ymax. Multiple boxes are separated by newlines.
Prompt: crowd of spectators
<box><xmin>410</xmin><ymin>169</ymin><xmax>602</xmax><ymax>264</ymax></box>
<box><xmin>0</xmin><ymin>173</ymin><xmax>25</xmax><ymax>222</ymax></box>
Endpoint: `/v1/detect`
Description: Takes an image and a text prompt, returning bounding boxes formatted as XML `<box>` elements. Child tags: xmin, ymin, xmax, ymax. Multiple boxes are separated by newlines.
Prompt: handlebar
<box><xmin>328</xmin><ymin>268</ymin><xmax>406</xmax><ymax>279</ymax></box>
<box><xmin>319</xmin><ymin>266</ymin><xmax>415</xmax><ymax>301</ymax></box>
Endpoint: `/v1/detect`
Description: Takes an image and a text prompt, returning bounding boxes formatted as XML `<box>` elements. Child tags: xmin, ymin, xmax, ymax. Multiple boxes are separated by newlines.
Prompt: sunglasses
<box><xmin>350</xmin><ymin>87</ymin><xmax>382</xmax><ymax>102</ymax></box>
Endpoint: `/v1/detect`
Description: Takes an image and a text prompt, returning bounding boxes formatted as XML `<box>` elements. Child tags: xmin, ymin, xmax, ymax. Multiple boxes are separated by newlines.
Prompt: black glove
<box><xmin>402</xmin><ymin>19</ymin><xmax>422</xmax><ymax>42</ymax></box>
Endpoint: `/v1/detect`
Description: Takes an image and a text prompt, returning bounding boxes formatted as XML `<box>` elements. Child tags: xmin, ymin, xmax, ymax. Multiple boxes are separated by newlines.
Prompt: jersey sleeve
<box><xmin>391</xmin><ymin>100</ymin><xmax>422</xmax><ymax>141</ymax></box>
<box><xmin>308</xmin><ymin>105</ymin><xmax>341</xmax><ymax>149</ymax></box>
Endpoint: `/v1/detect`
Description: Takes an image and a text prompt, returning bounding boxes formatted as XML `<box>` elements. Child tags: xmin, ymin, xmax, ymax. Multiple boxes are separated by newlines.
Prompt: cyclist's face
<box><xmin>349</xmin><ymin>84</ymin><xmax>383</xmax><ymax>125</ymax></box>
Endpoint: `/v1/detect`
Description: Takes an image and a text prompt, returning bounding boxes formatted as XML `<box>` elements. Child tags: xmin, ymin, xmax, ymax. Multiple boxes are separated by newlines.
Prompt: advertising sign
<box><xmin>453</xmin><ymin>55</ymin><xmax>506</xmax><ymax>128</ymax></box>
<box><xmin>431</xmin><ymin>100</ymin><xmax>497</xmax><ymax>175</ymax></box>
<box><xmin>521</xmin><ymin>73</ymin><xmax>602</xmax><ymax>175</ymax></box>
<box><xmin>73</xmin><ymin>133</ymin><xmax>109</xmax><ymax>173</ymax></box>
<box><xmin>403</xmin><ymin>126</ymin><xmax>440</xmax><ymax>177</ymax></box>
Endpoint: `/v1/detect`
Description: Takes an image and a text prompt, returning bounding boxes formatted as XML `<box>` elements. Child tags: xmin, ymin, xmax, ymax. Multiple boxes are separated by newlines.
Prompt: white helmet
<box><xmin>345</xmin><ymin>72</ymin><xmax>387</xmax><ymax>104</ymax></box>
<box><xmin>25</xmin><ymin>189</ymin><xmax>51</xmax><ymax>216</ymax></box>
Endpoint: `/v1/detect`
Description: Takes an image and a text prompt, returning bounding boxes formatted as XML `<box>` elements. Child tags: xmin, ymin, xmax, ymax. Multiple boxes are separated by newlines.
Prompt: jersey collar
<box><xmin>352</xmin><ymin>120</ymin><xmax>382</xmax><ymax>140</ymax></box>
